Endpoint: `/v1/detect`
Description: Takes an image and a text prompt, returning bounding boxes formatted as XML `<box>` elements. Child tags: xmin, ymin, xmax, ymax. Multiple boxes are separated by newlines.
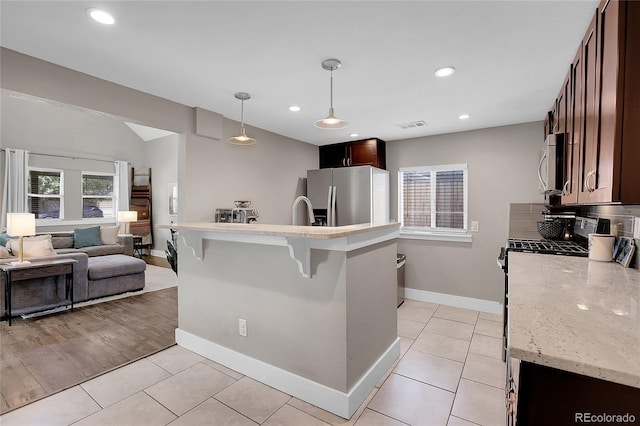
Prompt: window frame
<box><xmin>81</xmin><ymin>171</ymin><xmax>116</xmax><ymax>220</ymax></box>
<box><xmin>28</xmin><ymin>167</ymin><xmax>64</xmax><ymax>221</ymax></box>
<box><xmin>398</xmin><ymin>163</ymin><xmax>471</xmax><ymax>242</ymax></box>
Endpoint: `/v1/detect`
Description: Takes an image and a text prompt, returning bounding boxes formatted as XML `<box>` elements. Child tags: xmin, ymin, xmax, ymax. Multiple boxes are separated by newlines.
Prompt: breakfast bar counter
<box><xmin>158</xmin><ymin>222</ymin><xmax>400</xmax><ymax>418</ymax></box>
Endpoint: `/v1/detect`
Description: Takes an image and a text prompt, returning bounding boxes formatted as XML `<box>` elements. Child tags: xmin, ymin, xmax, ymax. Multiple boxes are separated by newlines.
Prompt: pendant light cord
<box><xmin>329</xmin><ymin>69</ymin><xmax>334</xmax><ymax>112</ymax></box>
<box><xmin>240</xmin><ymin>99</ymin><xmax>245</xmax><ymax>131</ymax></box>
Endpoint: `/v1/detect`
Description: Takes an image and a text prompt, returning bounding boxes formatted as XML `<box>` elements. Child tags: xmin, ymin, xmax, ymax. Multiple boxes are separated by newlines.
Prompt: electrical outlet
<box><xmin>634</xmin><ymin>217</ymin><xmax>640</xmax><ymax>239</ymax></box>
<box><xmin>238</xmin><ymin>318</ymin><xmax>247</xmax><ymax>337</ymax></box>
<box><xmin>471</xmin><ymin>221</ymin><xmax>479</xmax><ymax>233</ymax></box>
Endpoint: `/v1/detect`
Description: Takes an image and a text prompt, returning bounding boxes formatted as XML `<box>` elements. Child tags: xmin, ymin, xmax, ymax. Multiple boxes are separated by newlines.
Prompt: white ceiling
<box><xmin>0</xmin><ymin>1</ymin><xmax>598</xmax><ymax>146</ymax></box>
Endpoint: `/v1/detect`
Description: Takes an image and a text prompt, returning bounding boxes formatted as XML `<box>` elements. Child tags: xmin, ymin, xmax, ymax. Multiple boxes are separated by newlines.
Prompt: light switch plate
<box><xmin>471</xmin><ymin>221</ymin><xmax>479</xmax><ymax>233</ymax></box>
<box><xmin>634</xmin><ymin>217</ymin><xmax>640</xmax><ymax>239</ymax></box>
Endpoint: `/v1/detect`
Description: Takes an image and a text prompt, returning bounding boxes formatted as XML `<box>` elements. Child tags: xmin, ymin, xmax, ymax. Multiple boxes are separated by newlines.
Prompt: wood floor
<box><xmin>0</xmin><ymin>286</ymin><xmax>177</xmax><ymax>414</ymax></box>
<box><xmin>142</xmin><ymin>254</ymin><xmax>171</xmax><ymax>269</ymax></box>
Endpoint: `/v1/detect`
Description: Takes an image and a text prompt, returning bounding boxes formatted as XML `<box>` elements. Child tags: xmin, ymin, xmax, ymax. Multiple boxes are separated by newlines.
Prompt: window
<box><xmin>399</xmin><ymin>164</ymin><xmax>469</xmax><ymax>239</ymax></box>
<box><xmin>28</xmin><ymin>168</ymin><xmax>63</xmax><ymax>219</ymax></box>
<box><xmin>82</xmin><ymin>173</ymin><xmax>114</xmax><ymax>218</ymax></box>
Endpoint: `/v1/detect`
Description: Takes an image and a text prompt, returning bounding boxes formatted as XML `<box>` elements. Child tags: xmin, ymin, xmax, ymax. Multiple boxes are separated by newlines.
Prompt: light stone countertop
<box><xmin>157</xmin><ymin>222</ymin><xmax>399</xmax><ymax>239</ymax></box>
<box><xmin>508</xmin><ymin>252</ymin><xmax>640</xmax><ymax>388</ymax></box>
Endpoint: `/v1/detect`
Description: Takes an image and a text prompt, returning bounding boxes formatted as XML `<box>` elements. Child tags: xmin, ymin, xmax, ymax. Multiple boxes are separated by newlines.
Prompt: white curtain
<box><xmin>1</xmin><ymin>148</ymin><xmax>30</xmax><ymax>229</ymax></box>
<box><xmin>115</xmin><ymin>160</ymin><xmax>130</xmax><ymax>212</ymax></box>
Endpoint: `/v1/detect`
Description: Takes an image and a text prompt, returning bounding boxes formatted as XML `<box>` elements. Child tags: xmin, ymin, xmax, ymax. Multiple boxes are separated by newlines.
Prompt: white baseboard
<box><xmin>150</xmin><ymin>249</ymin><xmax>166</xmax><ymax>258</ymax></box>
<box><xmin>175</xmin><ymin>329</ymin><xmax>400</xmax><ymax>419</ymax></box>
<box><xmin>404</xmin><ymin>288</ymin><xmax>503</xmax><ymax>314</ymax></box>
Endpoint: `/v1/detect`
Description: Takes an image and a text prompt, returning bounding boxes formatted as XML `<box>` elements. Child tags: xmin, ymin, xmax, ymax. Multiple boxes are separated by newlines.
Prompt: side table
<box><xmin>1</xmin><ymin>258</ymin><xmax>76</xmax><ymax>325</ymax></box>
<box><xmin>132</xmin><ymin>236</ymin><xmax>144</xmax><ymax>258</ymax></box>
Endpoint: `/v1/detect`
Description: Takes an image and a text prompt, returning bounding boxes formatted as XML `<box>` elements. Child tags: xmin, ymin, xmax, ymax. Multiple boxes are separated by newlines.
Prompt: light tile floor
<box><xmin>0</xmin><ymin>300</ymin><xmax>506</xmax><ymax>426</ymax></box>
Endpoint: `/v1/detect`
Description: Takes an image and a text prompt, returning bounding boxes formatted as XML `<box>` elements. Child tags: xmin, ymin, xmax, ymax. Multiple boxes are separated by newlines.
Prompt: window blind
<box><xmin>400</xmin><ymin>164</ymin><xmax>467</xmax><ymax>231</ymax></box>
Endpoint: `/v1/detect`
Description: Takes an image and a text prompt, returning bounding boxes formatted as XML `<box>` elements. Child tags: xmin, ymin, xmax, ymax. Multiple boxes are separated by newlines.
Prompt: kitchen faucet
<box><xmin>292</xmin><ymin>196</ymin><xmax>315</xmax><ymax>226</ymax></box>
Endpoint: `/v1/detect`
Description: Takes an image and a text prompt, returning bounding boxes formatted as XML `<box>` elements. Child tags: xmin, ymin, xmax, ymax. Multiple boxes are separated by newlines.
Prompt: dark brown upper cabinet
<box><xmin>318</xmin><ymin>138</ymin><xmax>386</xmax><ymax>170</ymax></box>
<box><xmin>550</xmin><ymin>0</ymin><xmax>640</xmax><ymax>205</ymax></box>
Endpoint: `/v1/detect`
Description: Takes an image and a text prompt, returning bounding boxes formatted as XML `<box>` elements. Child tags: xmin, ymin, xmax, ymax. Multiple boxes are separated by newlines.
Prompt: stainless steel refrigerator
<box><xmin>307</xmin><ymin>166</ymin><xmax>389</xmax><ymax>226</ymax></box>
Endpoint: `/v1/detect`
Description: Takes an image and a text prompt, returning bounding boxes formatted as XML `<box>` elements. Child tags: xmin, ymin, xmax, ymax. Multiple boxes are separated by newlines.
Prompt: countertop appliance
<box><xmin>498</xmin><ymin>216</ymin><xmax>610</xmax><ymax>424</ymax></box>
<box><xmin>307</xmin><ymin>165</ymin><xmax>389</xmax><ymax>226</ymax></box>
<box><xmin>214</xmin><ymin>207</ymin><xmax>259</xmax><ymax>223</ymax></box>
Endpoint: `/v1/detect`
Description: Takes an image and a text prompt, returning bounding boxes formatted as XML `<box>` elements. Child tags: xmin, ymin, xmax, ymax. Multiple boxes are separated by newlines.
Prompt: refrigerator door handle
<box><xmin>326</xmin><ymin>186</ymin><xmax>333</xmax><ymax>227</ymax></box>
<box><xmin>331</xmin><ymin>185</ymin><xmax>337</xmax><ymax>226</ymax></box>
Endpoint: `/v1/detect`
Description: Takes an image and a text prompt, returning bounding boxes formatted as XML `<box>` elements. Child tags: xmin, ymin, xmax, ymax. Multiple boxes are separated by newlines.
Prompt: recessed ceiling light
<box><xmin>288</xmin><ymin>105</ymin><xmax>301</xmax><ymax>112</ymax></box>
<box><xmin>459</xmin><ymin>114</ymin><xmax>470</xmax><ymax>120</ymax></box>
<box><xmin>434</xmin><ymin>66</ymin><xmax>455</xmax><ymax>77</ymax></box>
<box><xmin>350</xmin><ymin>133</ymin><xmax>359</xmax><ymax>138</ymax></box>
<box><xmin>87</xmin><ymin>8</ymin><xmax>115</xmax><ymax>25</ymax></box>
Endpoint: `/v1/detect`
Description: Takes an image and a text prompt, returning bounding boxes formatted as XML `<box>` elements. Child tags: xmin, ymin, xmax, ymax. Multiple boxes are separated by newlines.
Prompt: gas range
<box><xmin>507</xmin><ymin>238</ymin><xmax>589</xmax><ymax>257</ymax></box>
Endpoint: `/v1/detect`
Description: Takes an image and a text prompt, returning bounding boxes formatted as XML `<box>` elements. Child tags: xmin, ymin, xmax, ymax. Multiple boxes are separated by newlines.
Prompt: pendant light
<box><xmin>228</xmin><ymin>92</ymin><xmax>257</xmax><ymax>145</ymax></box>
<box><xmin>314</xmin><ymin>58</ymin><xmax>348</xmax><ymax>129</ymax></box>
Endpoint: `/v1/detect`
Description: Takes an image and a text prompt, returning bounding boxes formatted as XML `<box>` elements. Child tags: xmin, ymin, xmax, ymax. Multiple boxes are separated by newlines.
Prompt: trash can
<box><xmin>397</xmin><ymin>253</ymin><xmax>406</xmax><ymax>307</ymax></box>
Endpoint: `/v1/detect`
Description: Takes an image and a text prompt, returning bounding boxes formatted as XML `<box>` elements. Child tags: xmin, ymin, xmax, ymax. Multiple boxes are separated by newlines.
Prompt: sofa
<box><xmin>0</xmin><ymin>227</ymin><xmax>146</xmax><ymax>318</ymax></box>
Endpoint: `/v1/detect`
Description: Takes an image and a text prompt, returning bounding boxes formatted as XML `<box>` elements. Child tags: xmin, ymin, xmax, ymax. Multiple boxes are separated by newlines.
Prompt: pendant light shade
<box><xmin>229</xmin><ymin>92</ymin><xmax>257</xmax><ymax>145</ymax></box>
<box><xmin>314</xmin><ymin>58</ymin><xmax>348</xmax><ymax>129</ymax></box>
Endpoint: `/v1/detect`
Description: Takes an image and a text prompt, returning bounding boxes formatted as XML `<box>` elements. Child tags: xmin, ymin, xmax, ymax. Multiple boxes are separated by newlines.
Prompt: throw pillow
<box><xmin>7</xmin><ymin>234</ymin><xmax>56</xmax><ymax>258</ymax></box>
<box><xmin>0</xmin><ymin>231</ymin><xmax>10</xmax><ymax>247</ymax></box>
<box><xmin>100</xmin><ymin>225</ymin><xmax>121</xmax><ymax>245</ymax></box>
<box><xmin>0</xmin><ymin>246</ymin><xmax>10</xmax><ymax>258</ymax></box>
<box><xmin>74</xmin><ymin>226</ymin><xmax>102</xmax><ymax>248</ymax></box>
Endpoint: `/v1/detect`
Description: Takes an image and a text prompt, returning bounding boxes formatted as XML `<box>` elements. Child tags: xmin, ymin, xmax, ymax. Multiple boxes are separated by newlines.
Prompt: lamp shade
<box><xmin>7</xmin><ymin>213</ymin><xmax>36</xmax><ymax>237</ymax></box>
<box><xmin>117</xmin><ymin>211</ymin><xmax>138</xmax><ymax>222</ymax></box>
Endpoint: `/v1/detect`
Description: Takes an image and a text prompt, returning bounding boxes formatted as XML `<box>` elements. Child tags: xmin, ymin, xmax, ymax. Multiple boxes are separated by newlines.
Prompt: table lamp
<box><xmin>117</xmin><ymin>210</ymin><xmax>138</xmax><ymax>235</ymax></box>
<box><xmin>7</xmin><ymin>213</ymin><xmax>36</xmax><ymax>266</ymax></box>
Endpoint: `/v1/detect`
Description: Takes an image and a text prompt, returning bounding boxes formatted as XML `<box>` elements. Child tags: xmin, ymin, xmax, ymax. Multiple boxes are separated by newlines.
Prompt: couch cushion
<box><xmin>74</xmin><ymin>226</ymin><xmax>101</xmax><ymax>248</ymax></box>
<box><xmin>100</xmin><ymin>225</ymin><xmax>121</xmax><ymax>245</ymax></box>
<box><xmin>88</xmin><ymin>254</ymin><xmax>146</xmax><ymax>280</ymax></box>
<box><xmin>51</xmin><ymin>233</ymin><xmax>74</xmax><ymax>249</ymax></box>
<box><xmin>82</xmin><ymin>244</ymin><xmax>124</xmax><ymax>257</ymax></box>
<box><xmin>55</xmin><ymin>248</ymin><xmax>81</xmax><ymax>255</ymax></box>
<box><xmin>7</xmin><ymin>234</ymin><xmax>57</xmax><ymax>258</ymax></box>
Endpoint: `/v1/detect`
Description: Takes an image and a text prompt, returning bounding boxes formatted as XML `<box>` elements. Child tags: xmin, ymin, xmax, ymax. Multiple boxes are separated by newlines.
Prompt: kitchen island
<box><xmin>158</xmin><ymin>222</ymin><xmax>400</xmax><ymax>419</ymax></box>
<box><xmin>508</xmin><ymin>252</ymin><xmax>640</xmax><ymax>424</ymax></box>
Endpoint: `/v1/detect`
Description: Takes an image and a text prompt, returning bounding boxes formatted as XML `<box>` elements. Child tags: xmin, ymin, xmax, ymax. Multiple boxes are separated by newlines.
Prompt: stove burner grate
<box><xmin>507</xmin><ymin>239</ymin><xmax>589</xmax><ymax>256</ymax></box>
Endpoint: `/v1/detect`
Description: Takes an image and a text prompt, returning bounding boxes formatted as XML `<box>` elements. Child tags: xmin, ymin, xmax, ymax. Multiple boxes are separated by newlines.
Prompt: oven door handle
<box><xmin>497</xmin><ymin>247</ymin><xmax>506</xmax><ymax>270</ymax></box>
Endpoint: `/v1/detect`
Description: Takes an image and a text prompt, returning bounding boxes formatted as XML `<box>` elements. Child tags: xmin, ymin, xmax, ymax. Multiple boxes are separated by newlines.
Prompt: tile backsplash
<box><xmin>578</xmin><ymin>204</ymin><xmax>640</xmax><ymax>270</ymax></box>
<box><xmin>508</xmin><ymin>203</ymin><xmax>547</xmax><ymax>239</ymax></box>
<box><xmin>508</xmin><ymin>203</ymin><xmax>640</xmax><ymax>270</ymax></box>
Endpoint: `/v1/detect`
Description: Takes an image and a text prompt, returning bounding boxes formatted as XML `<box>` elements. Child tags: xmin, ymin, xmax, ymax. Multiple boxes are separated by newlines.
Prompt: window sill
<box><xmin>399</xmin><ymin>230</ymin><xmax>472</xmax><ymax>243</ymax></box>
<box><xmin>36</xmin><ymin>218</ymin><xmax>116</xmax><ymax>227</ymax></box>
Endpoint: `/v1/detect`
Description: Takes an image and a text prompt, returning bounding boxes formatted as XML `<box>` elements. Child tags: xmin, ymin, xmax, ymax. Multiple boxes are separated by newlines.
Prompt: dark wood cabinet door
<box><xmin>516</xmin><ymin>362</ymin><xmax>640</xmax><ymax>426</ymax></box>
<box><xmin>319</xmin><ymin>139</ymin><xmax>386</xmax><ymax>169</ymax></box>
<box><xmin>557</xmin><ymin>71</ymin><xmax>572</xmax><ymax>203</ymax></box>
<box><xmin>562</xmin><ymin>46</ymin><xmax>583</xmax><ymax>205</ymax></box>
<box><xmin>349</xmin><ymin>139</ymin><xmax>385</xmax><ymax>168</ymax></box>
<box><xmin>319</xmin><ymin>144</ymin><xmax>348</xmax><ymax>168</ymax></box>
<box><xmin>579</xmin><ymin>13</ymin><xmax>604</xmax><ymax>203</ymax></box>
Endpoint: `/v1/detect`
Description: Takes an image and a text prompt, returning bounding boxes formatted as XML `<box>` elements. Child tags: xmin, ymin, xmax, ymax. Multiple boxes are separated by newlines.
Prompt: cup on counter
<box><xmin>588</xmin><ymin>234</ymin><xmax>615</xmax><ymax>261</ymax></box>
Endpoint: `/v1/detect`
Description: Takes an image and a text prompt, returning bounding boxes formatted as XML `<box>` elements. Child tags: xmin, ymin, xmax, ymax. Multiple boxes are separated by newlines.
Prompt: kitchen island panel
<box><xmin>346</xmin><ymin>241</ymin><xmax>398</xmax><ymax>388</ymax></box>
<box><xmin>178</xmin><ymin>239</ymin><xmax>349</xmax><ymax>391</ymax></box>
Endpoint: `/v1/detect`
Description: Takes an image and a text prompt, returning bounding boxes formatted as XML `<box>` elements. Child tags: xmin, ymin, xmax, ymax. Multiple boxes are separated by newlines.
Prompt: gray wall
<box><xmin>146</xmin><ymin>134</ymin><xmax>180</xmax><ymax>252</ymax></box>
<box><xmin>387</xmin><ymin>122</ymin><xmax>543</xmax><ymax>302</ymax></box>
<box><xmin>179</xmin><ymin>118</ymin><xmax>316</xmax><ymax>225</ymax></box>
<box><xmin>1</xmin><ymin>49</ymin><xmax>318</xmax><ymax>241</ymax></box>
<box><xmin>1</xmin><ymin>91</ymin><xmax>146</xmax><ymax>164</ymax></box>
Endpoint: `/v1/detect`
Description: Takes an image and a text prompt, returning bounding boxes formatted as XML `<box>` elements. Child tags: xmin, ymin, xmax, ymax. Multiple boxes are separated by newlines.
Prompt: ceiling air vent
<box><xmin>396</xmin><ymin>120</ymin><xmax>427</xmax><ymax>130</ymax></box>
